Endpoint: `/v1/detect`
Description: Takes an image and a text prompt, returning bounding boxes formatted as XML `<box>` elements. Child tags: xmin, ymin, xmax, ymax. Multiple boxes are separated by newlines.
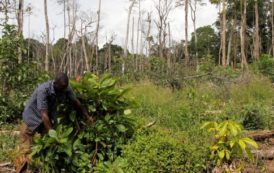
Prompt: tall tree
<box><xmin>272</xmin><ymin>0</ymin><xmax>274</xmax><ymax>56</ymax></box>
<box><xmin>124</xmin><ymin>0</ymin><xmax>137</xmax><ymax>57</ymax></box>
<box><xmin>253</xmin><ymin>0</ymin><xmax>260</xmax><ymax>60</ymax></box>
<box><xmin>189</xmin><ymin>0</ymin><xmax>205</xmax><ymax>61</ymax></box>
<box><xmin>155</xmin><ymin>0</ymin><xmax>174</xmax><ymax>58</ymax></box>
<box><xmin>209</xmin><ymin>0</ymin><xmax>227</xmax><ymax>66</ymax></box>
<box><xmin>57</xmin><ymin>0</ymin><xmax>67</xmax><ymax>38</ymax></box>
<box><xmin>95</xmin><ymin>0</ymin><xmax>101</xmax><ymax>75</ymax></box>
<box><xmin>17</xmin><ymin>0</ymin><xmax>24</xmax><ymax>64</ymax></box>
<box><xmin>145</xmin><ymin>12</ymin><xmax>152</xmax><ymax>56</ymax></box>
<box><xmin>44</xmin><ymin>0</ymin><xmax>50</xmax><ymax>71</ymax></box>
<box><xmin>240</xmin><ymin>0</ymin><xmax>248</xmax><ymax>69</ymax></box>
<box><xmin>184</xmin><ymin>0</ymin><xmax>190</xmax><ymax>64</ymax></box>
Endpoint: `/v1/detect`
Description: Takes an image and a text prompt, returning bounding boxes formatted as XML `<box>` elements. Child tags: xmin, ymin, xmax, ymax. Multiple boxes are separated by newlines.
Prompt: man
<box><xmin>16</xmin><ymin>73</ymin><xmax>91</xmax><ymax>173</ymax></box>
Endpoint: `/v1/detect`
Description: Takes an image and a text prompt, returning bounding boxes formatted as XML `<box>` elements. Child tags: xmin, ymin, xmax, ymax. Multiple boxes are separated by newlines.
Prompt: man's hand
<box><xmin>41</xmin><ymin>110</ymin><xmax>52</xmax><ymax>133</ymax></box>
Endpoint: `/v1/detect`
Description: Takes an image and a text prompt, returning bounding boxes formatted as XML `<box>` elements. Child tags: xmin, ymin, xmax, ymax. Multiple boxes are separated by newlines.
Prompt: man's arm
<box><xmin>41</xmin><ymin>110</ymin><xmax>52</xmax><ymax>132</ymax></box>
<box><xmin>72</xmin><ymin>98</ymin><xmax>93</xmax><ymax>122</ymax></box>
<box><xmin>67</xmin><ymin>86</ymin><xmax>93</xmax><ymax>122</ymax></box>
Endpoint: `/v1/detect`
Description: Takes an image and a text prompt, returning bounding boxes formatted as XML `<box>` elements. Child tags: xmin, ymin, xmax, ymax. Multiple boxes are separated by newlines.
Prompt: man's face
<box><xmin>54</xmin><ymin>81</ymin><xmax>68</xmax><ymax>93</ymax></box>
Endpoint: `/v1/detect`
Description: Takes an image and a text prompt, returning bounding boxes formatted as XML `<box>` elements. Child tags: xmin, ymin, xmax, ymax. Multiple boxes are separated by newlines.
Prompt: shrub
<box><xmin>201</xmin><ymin>120</ymin><xmax>258</xmax><ymax>170</ymax></box>
<box><xmin>30</xmin><ymin>73</ymin><xmax>135</xmax><ymax>172</ymax></box>
<box><xmin>254</xmin><ymin>54</ymin><xmax>274</xmax><ymax>81</ymax></box>
<box><xmin>117</xmin><ymin>128</ymin><xmax>207</xmax><ymax>173</ymax></box>
<box><xmin>241</xmin><ymin>103</ymin><xmax>272</xmax><ymax>130</ymax></box>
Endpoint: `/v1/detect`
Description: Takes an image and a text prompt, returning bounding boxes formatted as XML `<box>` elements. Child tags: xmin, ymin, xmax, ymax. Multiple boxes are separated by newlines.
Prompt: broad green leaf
<box><xmin>242</xmin><ymin>137</ymin><xmax>258</xmax><ymax>149</ymax></box>
<box><xmin>117</xmin><ymin>124</ymin><xmax>127</xmax><ymax>132</ymax></box>
<box><xmin>64</xmin><ymin>127</ymin><xmax>73</xmax><ymax>137</ymax></box>
<box><xmin>124</xmin><ymin>109</ymin><xmax>132</xmax><ymax>115</ymax></box>
<box><xmin>225</xmin><ymin>150</ymin><xmax>230</xmax><ymax>160</ymax></box>
<box><xmin>238</xmin><ymin>139</ymin><xmax>246</xmax><ymax>152</ymax></box>
<box><xmin>218</xmin><ymin>150</ymin><xmax>225</xmax><ymax>159</ymax></box>
<box><xmin>48</xmin><ymin>130</ymin><xmax>57</xmax><ymax>139</ymax></box>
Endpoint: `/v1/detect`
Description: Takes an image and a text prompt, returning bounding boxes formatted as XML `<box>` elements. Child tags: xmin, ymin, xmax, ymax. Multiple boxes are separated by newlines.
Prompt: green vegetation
<box><xmin>201</xmin><ymin>121</ymin><xmax>258</xmax><ymax>169</ymax></box>
<box><xmin>30</xmin><ymin>74</ymin><xmax>135</xmax><ymax>172</ymax></box>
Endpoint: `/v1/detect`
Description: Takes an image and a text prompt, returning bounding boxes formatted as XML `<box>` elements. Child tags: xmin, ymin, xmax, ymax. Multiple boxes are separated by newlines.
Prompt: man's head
<box><xmin>53</xmin><ymin>73</ymin><xmax>69</xmax><ymax>93</ymax></box>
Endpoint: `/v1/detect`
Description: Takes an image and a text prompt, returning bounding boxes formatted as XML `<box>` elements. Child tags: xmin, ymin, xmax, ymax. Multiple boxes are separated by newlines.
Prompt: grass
<box><xmin>0</xmin><ymin>124</ymin><xmax>19</xmax><ymax>162</ymax></box>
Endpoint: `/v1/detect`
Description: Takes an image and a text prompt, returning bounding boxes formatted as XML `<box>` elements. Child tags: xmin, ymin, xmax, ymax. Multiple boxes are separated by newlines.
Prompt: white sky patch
<box><xmin>22</xmin><ymin>0</ymin><xmax>218</xmax><ymax>48</ymax></box>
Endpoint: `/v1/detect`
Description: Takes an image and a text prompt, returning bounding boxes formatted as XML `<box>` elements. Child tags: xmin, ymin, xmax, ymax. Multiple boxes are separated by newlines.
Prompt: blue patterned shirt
<box><xmin>22</xmin><ymin>80</ymin><xmax>76</xmax><ymax>132</ymax></box>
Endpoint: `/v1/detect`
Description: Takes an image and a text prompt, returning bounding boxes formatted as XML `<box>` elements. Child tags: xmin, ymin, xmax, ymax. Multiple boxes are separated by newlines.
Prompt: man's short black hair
<box><xmin>54</xmin><ymin>72</ymin><xmax>69</xmax><ymax>85</ymax></box>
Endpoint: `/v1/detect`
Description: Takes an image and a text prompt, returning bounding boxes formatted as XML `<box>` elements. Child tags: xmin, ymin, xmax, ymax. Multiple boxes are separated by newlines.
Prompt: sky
<box><xmin>22</xmin><ymin>0</ymin><xmax>218</xmax><ymax>48</ymax></box>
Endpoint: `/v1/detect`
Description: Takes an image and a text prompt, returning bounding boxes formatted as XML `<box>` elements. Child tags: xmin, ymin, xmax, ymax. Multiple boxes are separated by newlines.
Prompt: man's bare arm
<box><xmin>41</xmin><ymin>110</ymin><xmax>52</xmax><ymax>132</ymax></box>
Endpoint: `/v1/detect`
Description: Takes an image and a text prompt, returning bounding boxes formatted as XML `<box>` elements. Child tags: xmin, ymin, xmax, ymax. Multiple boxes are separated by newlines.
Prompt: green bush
<box><xmin>118</xmin><ymin>128</ymin><xmax>207</xmax><ymax>173</ymax></box>
<box><xmin>30</xmin><ymin>73</ymin><xmax>135</xmax><ymax>173</ymax></box>
<box><xmin>253</xmin><ymin>54</ymin><xmax>274</xmax><ymax>81</ymax></box>
<box><xmin>241</xmin><ymin>103</ymin><xmax>272</xmax><ymax>130</ymax></box>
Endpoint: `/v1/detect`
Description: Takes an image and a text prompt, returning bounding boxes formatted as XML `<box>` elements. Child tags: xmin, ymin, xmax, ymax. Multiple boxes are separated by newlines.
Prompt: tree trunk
<box><xmin>124</xmin><ymin>0</ymin><xmax>136</xmax><ymax>57</ymax></box>
<box><xmin>227</xmin><ymin>18</ymin><xmax>235</xmax><ymax>66</ymax></box>
<box><xmin>95</xmin><ymin>0</ymin><xmax>101</xmax><ymax>75</ymax></box>
<box><xmin>189</xmin><ymin>0</ymin><xmax>198</xmax><ymax>61</ymax></box>
<box><xmin>131</xmin><ymin>17</ymin><xmax>135</xmax><ymax>54</ymax></box>
<box><xmin>221</xmin><ymin>0</ymin><xmax>226</xmax><ymax>66</ymax></box>
<box><xmin>146</xmin><ymin>12</ymin><xmax>152</xmax><ymax>56</ymax></box>
<box><xmin>81</xmin><ymin>22</ymin><xmax>90</xmax><ymax>71</ymax></box>
<box><xmin>272</xmin><ymin>0</ymin><xmax>274</xmax><ymax>56</ymax></box>
<box><xmin>253</xmin><ymin>0</ymin><xmax>260</xmax><ymax>60</ymax></box>
<box><xmin>108</xmin><ymin>41</ymin><xmax>112</xmax><ymax>72</ymax></box>
<box><xmin>17</xmin><ymin>0</ymin><xmax>24</xmax><ymax>64</ymax></box>
<box><xmin>167</xmin><ymin>22</ymin><xmax>171</xmax><ymax>71</ymax></box>
<box><xmin>44</xmin><ymin>0</ymin><xmax>50</xmax><ymax>72</ymax></box>
<box><xmin>64</xmin><ymin>0</ymin><xmax>66</xmax><ymax>38</ymax></box>
<box><xmin>184</xmin><ymin>0</ymin><xmax>190</xmax><ymax>65</ymax></box>
<box><xmin>240</xmin><ymin>0</ymin><xmax>248</xmax><ymax>69</ymax></box>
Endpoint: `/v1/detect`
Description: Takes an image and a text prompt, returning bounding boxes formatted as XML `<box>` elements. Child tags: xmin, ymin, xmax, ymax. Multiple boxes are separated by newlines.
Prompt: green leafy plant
<box><xmin>30</xmin><ymin>73</ymin><xmax>135</xmax><ymax>172</ymax></box>
<box><xmin>113</xmin><ymin>128</ymin><xmax>207</xmax><ymax>173</ymax></box>
<box><xmin>241</xmin><ymin>103</ymin><xmax>272</xmax><ymax>130</ymax></box>
<box><xmin>201</xmin><ymin>120</ymin><xmax>258</xmax><ymax>169</ymax></box>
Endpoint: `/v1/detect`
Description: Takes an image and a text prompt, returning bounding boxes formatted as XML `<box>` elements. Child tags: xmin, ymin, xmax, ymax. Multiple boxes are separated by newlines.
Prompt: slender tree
<box><xmin>272</xmin><ymin>0</ymin><xmax>274</xmax><ymax>56</ymax></box>
<box><xmin>95</xmin><ymin>0</ymin><xmax>101</xmax><ymax>75</ymax></box>
<box><xmin>124</xmin><ymin>0</ymin><xmax>137</xmax><ymax>57</ymax></box>
<box><xmin>240</xmin><ymin>0</ymin><xmax>248</xmax><ymax>69</ymax></box>
<box><xmin>17</xmin><ymin>0</ymin><xmax>24</xmax><ymax>64</ymax></box>
<box><xmin>184</xmin><ymin>0</ymin><xmax>190</xmax><ymax>64</ymax></box>
<box><xmin>44</xmin><ymin>0</ymin><xmax>50</xmax><ymax>71</ymax></box>
<box><xmin>145</xmin><ymin>12</ymin><xmax>152</xmax><ymax>56</ymax></box>
<box><xmin>155</xmin><ymin>0</ymin><xmax>174</xmax><ymax>58</ymax></box>
<box><xmin>253</xmin><ymin>0</ymin><xmax>260</xmax><ymax>60</ymax></box>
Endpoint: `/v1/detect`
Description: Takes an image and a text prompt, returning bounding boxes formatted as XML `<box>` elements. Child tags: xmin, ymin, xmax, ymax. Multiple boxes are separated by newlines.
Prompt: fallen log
<box><xmin>0</xmin><ymin>162</ymin><xmax>11</xmax><ymax>167</ymax></box>
<box><xmin>248</xmin><ymin>130</ymin><xmax>274</xmax><ymax>141</ymax></box>
<box><xmin>252</xmin><ymin>147</ymin><xmax>274</xmax><ymax>160</ymax></box>
<box><xmin>0</xmin><ymin>131</ymin><xmax>20</xmax><ymax>136</ymax></box>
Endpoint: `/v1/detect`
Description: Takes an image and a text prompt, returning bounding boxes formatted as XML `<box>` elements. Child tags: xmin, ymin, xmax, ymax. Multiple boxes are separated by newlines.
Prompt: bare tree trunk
<box><xmin>81</xmin><ymin>21</ymin><xmax>90</xmax><ymax>71</ymax></box>
<box><xmin>108</xmin><ymin>38</ymin><xmax>113</xmax><ymax>72</ymax></box>
<box><xmin>271</xmin><ymin>0</ymin><xmax>274</xmax><ymax>56</ymax></box>
<box><xmin>95</xmin><ymin>0</ymin><xmax>101</xmax><ymax>75</ymax></box>
<box><xmin>240</xmin><ymin>0</ymin><xmax>248</xmax><ymax>69</ymax></box>
<box><xmin>146</xmin><ymin>12</ymin><xmax>152</xmax><ymax>56</ymax></box>
<box><xmin>189</xmin><ymin>0</ymin><xmax>198</xmax><ymax>60</ymax></box>
<box><xmin>167</xmin><ymin>22</ymin><xmax>171</xmax><ymax>71</ymax></box>
<box><xmin>17</xmin><ymin>0</ymin><xmax>24</xmax><ymax>64</ymax></box>
<box><xmin>124</xmin><ymin>0</ymin><xmax>136</xmax><ymax>57</ymax></box>
<box><xmin>184</xmin><ymin>0</ymin><xmax>190</xmax><ymax>65</ymax></box>
<box><xmin>64</xmin><ymin>0</ymin><xmax>66</xmax><ymax>38</ymax></box>
<box><xmin>227</xmin><ymin>18</ymin><xmax>235</xmax><ymax>66</ymax></box>
<box><xmin>131</xmin><ymin>17</ymin><xmax>135</xmax><ymax>54</ymax></box>
<box><xmin>253</xmin><ymin>0</ymin><xmax>260</xmax><ymax>60</ymax></box>
<box><xmin>44</xmin><ymin>0</ymin><xmax>50</xmax><ymax>72</ymax></box>
<box><xmin>221</xmin><ymin>0</ymin><xmax>226</xmax><ymax>66</ymax></box>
